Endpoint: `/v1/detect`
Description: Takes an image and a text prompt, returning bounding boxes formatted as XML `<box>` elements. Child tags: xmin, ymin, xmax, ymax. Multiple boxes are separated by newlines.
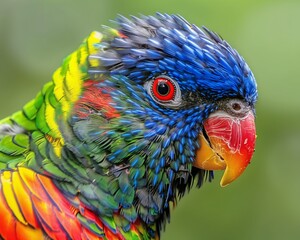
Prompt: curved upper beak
<box><xmin>193</xmin><ymin>111</ymin><xmax>256</xmax><ymax>187</ymax></box>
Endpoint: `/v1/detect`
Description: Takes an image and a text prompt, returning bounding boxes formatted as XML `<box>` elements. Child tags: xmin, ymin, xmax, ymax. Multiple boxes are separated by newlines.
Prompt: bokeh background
<box><xmin>0</xmin><ymin>0</ymin><xmax>299</xmax><ymax>239</ymax></box>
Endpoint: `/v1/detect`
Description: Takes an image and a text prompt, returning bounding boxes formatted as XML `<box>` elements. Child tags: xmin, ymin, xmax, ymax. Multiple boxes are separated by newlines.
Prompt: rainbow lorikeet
<box><xmin>0</xmin><ymin>14</ymin><xmax>257</xmax><ymax>239</ymax></box>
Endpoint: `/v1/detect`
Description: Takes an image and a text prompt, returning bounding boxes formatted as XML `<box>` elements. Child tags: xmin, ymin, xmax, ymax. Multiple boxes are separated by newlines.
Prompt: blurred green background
<box><xmin>1</xmin><ymin>0</ymin><xmax>300</xmax><ymax>239</ymax></box>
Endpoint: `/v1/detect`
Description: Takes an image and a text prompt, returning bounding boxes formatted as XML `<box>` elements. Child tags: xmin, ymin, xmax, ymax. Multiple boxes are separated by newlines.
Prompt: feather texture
<box><xmin>0</xmin><ymin>13</ymin><xmax>257</xmax><ymax>239</ymax></box>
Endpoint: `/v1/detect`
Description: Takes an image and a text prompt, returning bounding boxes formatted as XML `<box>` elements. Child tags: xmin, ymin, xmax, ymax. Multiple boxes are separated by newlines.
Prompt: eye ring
<box><xmin>152</xmin><ymin>77</ymin><xmax>176</xmax><ymax>101</ymax></box>
<box><xmin>144</xmin><ymin>75</ymin><xmax>182</xmax><ymax>108</ymax></box>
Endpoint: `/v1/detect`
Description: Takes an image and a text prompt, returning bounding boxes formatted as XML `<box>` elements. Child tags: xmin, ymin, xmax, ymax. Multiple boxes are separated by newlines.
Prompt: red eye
<box><xmin>151</xmin><ymin>77</ymin><xmax>176</xmax><ymax>101</ymax></box>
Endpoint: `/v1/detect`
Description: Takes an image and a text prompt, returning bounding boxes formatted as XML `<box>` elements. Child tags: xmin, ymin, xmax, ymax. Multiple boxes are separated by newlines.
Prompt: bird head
<box><xmin>72</xmin><ymin>13</ymin><xmax>257</xmax><ymax>227</ymax></box>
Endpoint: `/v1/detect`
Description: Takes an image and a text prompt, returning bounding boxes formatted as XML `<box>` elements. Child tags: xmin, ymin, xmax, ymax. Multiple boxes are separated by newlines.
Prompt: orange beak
<box><xmin>194</xmin><ymin>111</ymin><xmax>256</xmax><ymax>187</ymax></box>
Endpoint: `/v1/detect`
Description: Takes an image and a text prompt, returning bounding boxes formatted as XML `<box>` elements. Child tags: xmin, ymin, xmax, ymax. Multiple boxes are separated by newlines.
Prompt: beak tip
<box><xmin>220</xmin><ymin>178</ymin><xmax>230</xmax><ymax>187</ymax></box>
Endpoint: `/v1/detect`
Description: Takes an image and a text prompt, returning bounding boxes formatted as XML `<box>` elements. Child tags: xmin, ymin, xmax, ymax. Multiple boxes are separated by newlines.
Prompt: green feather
<box><xmin>11</xmin><ymin>111</ymin><xmax>36</xmax><ymax>130</ymax></box>
<box><xmin>77</xmin><ymin>213</ymin><xmax>104</xmax><ymax>236</ymax></box>
<box><xmin>0</xmin><ymin>135</ymin><xmax>28</xmax><ymax>155</ymax></box>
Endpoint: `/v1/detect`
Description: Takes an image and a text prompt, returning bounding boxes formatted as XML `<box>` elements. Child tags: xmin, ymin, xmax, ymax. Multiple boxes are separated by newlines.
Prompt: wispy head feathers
<box><xmin>89</xmin><ymin>13</ymin><xmax>257</xmax><ymax>104</ymax></box>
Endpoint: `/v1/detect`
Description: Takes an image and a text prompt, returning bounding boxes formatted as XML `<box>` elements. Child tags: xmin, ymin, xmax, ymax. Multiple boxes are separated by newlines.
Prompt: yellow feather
<box><xmin>88</xmin><ymin>31</ymin><xmax>103</xmax><ymax>67</ymax></box>
<box><xmin>45</xmin><ymin>100</ymin><xmax>61</xmax><ymax>138</ymax></box>
<box><xmin>53</xmin><ymin>68</ymin><xmax>65</xmax><ymax>106</ymax></box>
<box><xmin>88</xmin><ymin>31</ymin><xmax>103</xmax><ymax>54</ymax></box>
<box><xmin>66</xmin><ymin>52</ymin><xmax>82</xmax><ymax>103</ymax></box>
<box><xmin>1</xmin><ymin>171</ymin><xmax>27</xmax><ymax>225</ymax></box>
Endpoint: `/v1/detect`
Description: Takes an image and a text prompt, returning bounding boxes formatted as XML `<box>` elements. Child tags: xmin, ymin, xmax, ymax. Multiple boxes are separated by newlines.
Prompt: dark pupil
<box><xmin>232</xmin><ymin>103</ymin><xmax>241</xmax><ymax>111</ymax></box>
<box><xmin>157</xmin><ymin>82</ymin><xmax>169</xmax><ymax>95</ymax></box>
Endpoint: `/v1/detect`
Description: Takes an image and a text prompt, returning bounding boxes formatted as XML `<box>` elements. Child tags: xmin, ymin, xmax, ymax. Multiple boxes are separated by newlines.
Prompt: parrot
<box><xmin>0</xmin><ymin>13</ymin><xmax>257</xmax><ymax>240</ymax></box>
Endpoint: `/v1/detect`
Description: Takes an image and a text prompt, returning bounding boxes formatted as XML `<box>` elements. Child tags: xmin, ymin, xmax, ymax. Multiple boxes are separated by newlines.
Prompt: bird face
<box><xmin>87</xmin><ymin>14</ymin><xmax>257</xmax><ymax>191</ymax></box>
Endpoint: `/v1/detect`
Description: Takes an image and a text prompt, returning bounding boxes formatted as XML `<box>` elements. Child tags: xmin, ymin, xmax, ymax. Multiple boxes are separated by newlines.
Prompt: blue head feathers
<box><xmin>89</xmin><ymin>13</ymin><xmax>257</xmax><ymax>105</ymax></box>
